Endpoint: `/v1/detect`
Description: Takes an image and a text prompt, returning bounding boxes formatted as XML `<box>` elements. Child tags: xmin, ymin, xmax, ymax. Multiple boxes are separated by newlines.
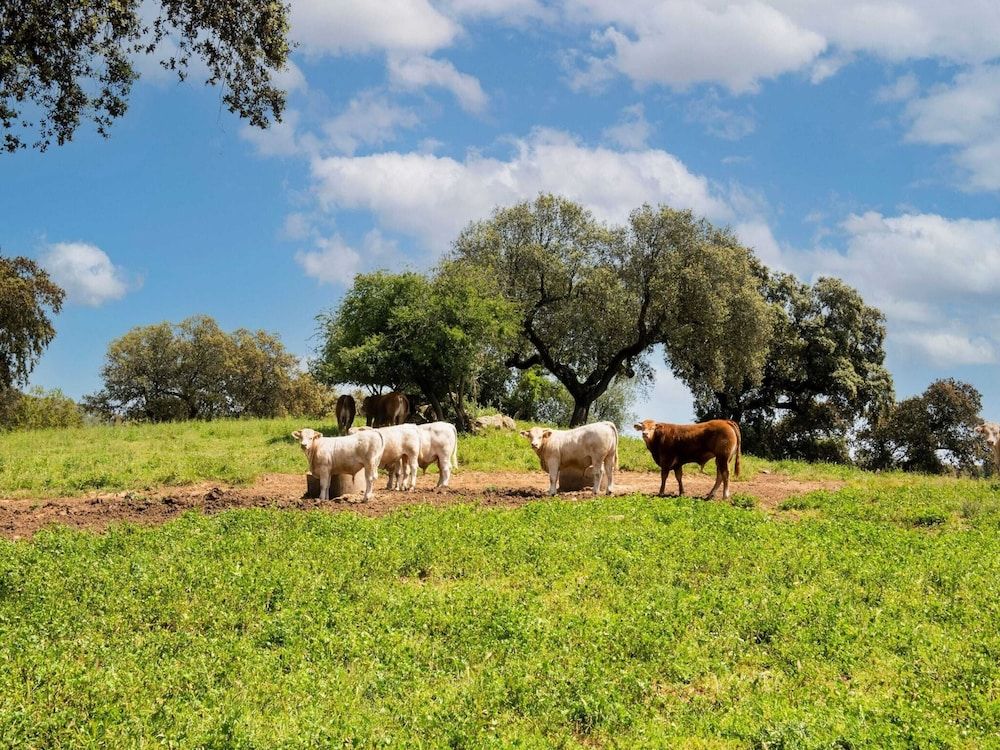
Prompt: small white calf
<box><xmin>350</xmin><ymin>424</ymin><xmax>421</xmax><ymax>490</ymax></box>
<box><xmin>976</xmin><ymin>421</ymin><xmax>1000</xmax><ymax>471</ymax></box>
<box><xmin>520</xmin><ymin>421</ymin><xmax>618</xmax><ymax>496</ymax></box>
<box><xmin>292</xmin><ymin>427</ymin><xmax>384</xmax><ymax>501</ymax></box>
<box><xmin>413</xmin><ymin>421</ymin><xmax>459</xmax><ymax>487</ymax></box>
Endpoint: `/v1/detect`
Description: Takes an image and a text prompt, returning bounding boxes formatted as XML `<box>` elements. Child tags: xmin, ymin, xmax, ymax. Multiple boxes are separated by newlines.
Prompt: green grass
<box><xmin>3</xmin><ymin>484</ymin><xmax>1000</xmax><ymax>747</ymax></box>
<box><xmin>0</xmin><ymin>418</ymin><xmax>866</xmax><ymax>499</ymax></box>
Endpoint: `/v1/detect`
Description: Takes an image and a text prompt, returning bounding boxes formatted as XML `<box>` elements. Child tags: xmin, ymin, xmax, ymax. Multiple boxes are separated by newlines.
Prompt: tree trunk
<box><xmin>426</xmin><ymin>392</ymin><xmax>445</xmax><ymax>422</ymax></box>
<box><xmin>569</xmin><ymin>398</ymin><xmax>592</xmax><ymax>427</ymax></box>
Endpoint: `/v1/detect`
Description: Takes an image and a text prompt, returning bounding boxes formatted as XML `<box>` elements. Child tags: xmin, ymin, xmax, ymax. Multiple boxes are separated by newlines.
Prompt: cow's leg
<box><xmin>659</xmin><ymin>465</ymin><xmax>669</xmax><ymax>496</ymax></box>
<box><xmin>437</xmin><ymin>455</ymin><xmax>450</xmax><ymax>487</ymax></box>
<box><xmin>407</xmin><ymin>456</ymin><xmax>418</xmax><ymax>491</ymax></box>
<box><xmin>591</xmin><ymin>460</ymin><xmax>604</xmax><ymax>495</ymax></box>
<box><xmin>319</xmin><ymin>471</ymin><xmax>331</xmax><ymax>501</ymax></box>
<box><xmin>604</xmin><ymin>451</ymin><xmax>616</xmax><ymax>494</ymax></box>
<box><xmin>385</xmin><ymin>461</ymin><xmax>396</xmax><ymax>490</ymax></box>
<box><xmin>707</xmin><ymin>456</ymin><xmax>729</xmax><ymax>499</ymax></box>
<box><xmin>675</xmin><ymin>466</ymin><xmax>685</xmax><ymax>496</ymax></box>
<box><xmin>548</xmin><ymin>463</ymin><xmax>559</xmax><ymax>496</ymax></box>
<box><xmin>363</xmin><ymin>463</ymin><xmax>376</xmax><ymax>501</ymax></box>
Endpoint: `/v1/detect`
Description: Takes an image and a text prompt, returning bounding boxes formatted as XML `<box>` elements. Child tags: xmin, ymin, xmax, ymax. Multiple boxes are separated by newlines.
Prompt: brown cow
<box><xmin>634</xmin><ymin>419</ymin><xmax>742</xmax><ymax>500</ymax></box>
<box><xmin>362</xmin><ymin>392</ymin><xmax>410</xmax><ymax>427</ymax></box>
<box><xmin>335</xmin><ymin>394</ymin><xmax>356</xmax><ymax>433</ymax></box>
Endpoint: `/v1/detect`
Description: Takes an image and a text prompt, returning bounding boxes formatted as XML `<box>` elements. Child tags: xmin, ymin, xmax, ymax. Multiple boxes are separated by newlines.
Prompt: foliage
<box><xmin>0</xmin><ymin>386</ymin><xmax>83</xmax><ymax>431</ymax></box>
<box><xmin>84</xmin><ymin>315</ymin><xmax>318</xmax><ymax>421</ymax></box>
<box><xmin>858</xmin><ymin>378</ymin><xmax>987</xmax><ymax>474</ymax></box>
<box><xmin>0</xmin><ymin>254</ymin><xmax>65</xmax><ymax>390</ymax></box>
<box><xmin>452</xmin><ymin>195</ymin><xmax>773</xmax><ymax>425</ymax></box>
<box><xmin>691</xmin><ymin>273</ymin><xmax>894</xmax><ymax>462</ymax></box>
<box><xmin>501</xmin><ymin>366</ymin><xmax>642</xmax><ymax>427</ymax></box>
<box><xmin>314</xmin><ymin>264</ymin><xmax>518</xmax><ymax>428</ymax></box>
<box><xmin>1</xmin><ymin>0</ymin><xmax>291</xmax><ymax>151</ymax></box>
<box><xmin>3</xmin><ymin>482</ymin><xmax>1000</xmax><ymax>746</ymax></box>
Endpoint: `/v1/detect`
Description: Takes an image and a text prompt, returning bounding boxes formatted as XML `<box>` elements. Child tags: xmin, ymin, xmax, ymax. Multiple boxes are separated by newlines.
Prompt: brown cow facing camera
<box><xmin>634</xmin><ymin>419</ymin><xmax>741</xmax><ymax>500</ymax></box>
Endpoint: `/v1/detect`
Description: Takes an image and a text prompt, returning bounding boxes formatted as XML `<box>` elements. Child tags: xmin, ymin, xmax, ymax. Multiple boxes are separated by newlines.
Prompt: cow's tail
<box><xmin>451</xmin><ymin>424</ymin><xmax>459</xmax><ymax>469</ymax></box>
<box><xmin>728</xmin><ymin>420</ymin><xmax>742</xmax><ymax>478</ymax></box>
<box><xmin>609</xmin><ymin>421</ymin><xmax>619</xmax><ymax>471</ymax></box>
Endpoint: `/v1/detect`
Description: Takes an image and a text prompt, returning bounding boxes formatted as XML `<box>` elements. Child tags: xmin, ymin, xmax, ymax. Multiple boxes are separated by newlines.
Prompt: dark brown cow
<box><xmin>335</xmin><ymin>394</ymin><xmax>356</xmax><ymax>434</ymax></box>
<box><xmin>633</xmin><ymin>419</ymin><xmax>741</xmax><ymax>499</ymax></box>
<box><xmin>362</xmin><ymin>392</ymin><xmax>410</xmax><ymax>427</ymax></box>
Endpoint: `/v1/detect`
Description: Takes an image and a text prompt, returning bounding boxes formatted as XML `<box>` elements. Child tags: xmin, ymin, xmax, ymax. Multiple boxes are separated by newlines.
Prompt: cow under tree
<box><xmin>362</xmin><ymin>392</ymin><xmax>410</xmax><ymax>427</ymax></box>
<box><xmin>634</xmin><ymin>418</ymin><xmax>741</xmax><ymax>499</ymax></box>
<box><xmin>335</xmin><ymin>394</ymin><xmax>356</xmax><ymax>433</ymax></box>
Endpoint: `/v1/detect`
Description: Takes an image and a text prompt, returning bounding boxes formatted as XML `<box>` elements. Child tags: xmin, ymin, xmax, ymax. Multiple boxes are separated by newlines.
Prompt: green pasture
<box><xmin>2</xmin><ymin>479</ymin><xmax>1000</xmax><ymax>747</ymax></box>
<box><xmin>0</xmin><ymin>417</ymin><xmax>862</xmax><ymax>498</ymax></box>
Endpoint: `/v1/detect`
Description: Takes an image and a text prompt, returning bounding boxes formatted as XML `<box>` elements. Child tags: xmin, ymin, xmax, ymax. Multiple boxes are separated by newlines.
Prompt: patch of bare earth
<box><xmin>0</xmin><ymin>470</ymin><xmax>843</xmax><ymax>540</ymax></box>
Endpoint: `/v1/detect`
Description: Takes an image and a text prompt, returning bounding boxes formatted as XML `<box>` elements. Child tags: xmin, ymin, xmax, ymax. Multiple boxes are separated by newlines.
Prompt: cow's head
<box><xmin>520</xmin><ymin>427</ymin><xmax>552</xmax><ymax>452</ymax></box>
<box><xmin>975</xmin><ymin>421</ymin><xmax>1000</xmax><ymax>446</ymax></box>
<box><xmin>633</xmin><ymin>419</ymin><xmax>658</xmax><ymax>445</ymax></box>
<box><xmin>292</xmin><ymin>428</ymin><xmax>322</xmax><ymax>452</ymax></box>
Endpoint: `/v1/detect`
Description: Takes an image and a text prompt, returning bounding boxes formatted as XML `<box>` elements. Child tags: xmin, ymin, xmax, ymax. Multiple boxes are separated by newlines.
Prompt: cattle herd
<box><xmin>297</xmin><ymin>393</ymin><xmax>1000</xmax><ymax>503</ymax></box>
<box><xmin>295</xmin><ymin>392</ymin><xmax>746</xmax><ymax>502</ymax></box>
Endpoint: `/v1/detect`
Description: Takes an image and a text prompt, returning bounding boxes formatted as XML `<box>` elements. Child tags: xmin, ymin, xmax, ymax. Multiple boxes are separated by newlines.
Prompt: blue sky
<box><xmin>3</xmin><ymin>0</ymin><xmax>1000</xmax><ymax>424</ymax></box>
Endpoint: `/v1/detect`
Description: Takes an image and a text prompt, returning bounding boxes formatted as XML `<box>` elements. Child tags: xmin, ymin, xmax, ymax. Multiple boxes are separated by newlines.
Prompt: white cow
<box><xmin>520</xmin><ymin>421</ymin><xmax>618</xmax><ymax>496</ymax></box>
<box><xmin>350</xmin><ymin>424</ymin><xmax>421</xmax><ymax>490</ymax></box>
<box><xmin>975</xmin><ymin>421</ymin><xmax>1000</xmax><ymax>470</ymax></box>
<box><xmin>414</xmin><ymin>421</ymin><xmax>459</xmax><ymax>487</ymax></box>
<box><xmin>292</xmin><ymin>427</ymin><xmax>383</xmax><ymax>501</ymax></box>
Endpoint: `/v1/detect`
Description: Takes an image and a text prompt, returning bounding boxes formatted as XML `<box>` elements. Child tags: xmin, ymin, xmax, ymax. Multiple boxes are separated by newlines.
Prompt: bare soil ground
<box><xmin>0</xmin><ymin>470</ymin><xmax>844</xmax><ymax>540</ymax></box>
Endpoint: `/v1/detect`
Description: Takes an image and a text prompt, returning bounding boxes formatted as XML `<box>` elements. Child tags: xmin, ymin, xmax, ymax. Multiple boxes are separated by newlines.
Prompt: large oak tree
<box><xmin>0</xmin><ymin>254</ymin><xmax>64</xmax><ymax>390</ymax></box>
<box><xmin>451</xmin><ymin>194</ymin><xmax>773</xmax><ymax>425</ymax></box>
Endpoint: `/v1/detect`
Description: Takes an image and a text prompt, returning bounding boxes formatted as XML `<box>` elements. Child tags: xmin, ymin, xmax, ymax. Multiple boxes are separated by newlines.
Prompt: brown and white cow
<box><xmin>975</xmin><ymin>420</ymin><xmax>1000</xmax><ymax>471</ymax></box>
<box><xmin>335</xmin><ymin>394</ymin><xmax>356</xmax><ymax>433</ymax></box>
<box><xmin>291</xmin><ymin>427</ymin><xmax>384</xmax><ymax>501</ymax></box>
<box><xmin>634</xmin><ymin>419</ymin><xmax>741</xmax><ymax>500</ymax></box>
<box><xmin>362</xmin><ymin>392</ymin><xmax>410</xmax><ymax>427</ymax></box>
<box><xmin>520</xmin><ymin>421</ymin><xmax>618</xmax><ymax>496</ymax></box>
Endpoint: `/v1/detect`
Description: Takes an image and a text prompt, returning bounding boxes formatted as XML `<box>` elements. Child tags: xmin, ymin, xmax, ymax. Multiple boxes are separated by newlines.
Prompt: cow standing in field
<box><xmin>634</xmin><ymin>419</ymin><xmax>741</xmax><ymax>500</ymax></box>
<box><xmin>336</xmin><ymin>394</ymin><xmax>356</xmax><ymax>433</ymax></box>
<box><xmin>520</xmin><ymin>422</ymin><xmax>618</xmax><ymax>496</ymax></box>
<box><xmin>350</xmin><ymin>424</ymin><xmax>420</xmax><ymax>490</ymax></box>
<box><xmin>363</xmin><ymin>392</ymin><xmax>410</xmax><ymax>427</ymax></box>
<box><xmin>975</xmin><ymin>421</ymin><xmax>1000</xmax><ymax>471</ymax></box>
<box><xmin>291</xmin><ymin>427</ymin><xmax>384</xmax><ymax>501</ymax></box>
<box><xmin>413</xmin><ymin>421</ymin><xmax>459</xmax><ymax>487</ymax></box>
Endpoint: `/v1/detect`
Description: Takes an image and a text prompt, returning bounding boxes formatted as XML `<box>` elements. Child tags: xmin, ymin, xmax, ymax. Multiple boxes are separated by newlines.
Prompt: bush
<box><xmin>0</xmin><ymin>387</ymin><xmax>83</xmax><ymax>431</ymax></box>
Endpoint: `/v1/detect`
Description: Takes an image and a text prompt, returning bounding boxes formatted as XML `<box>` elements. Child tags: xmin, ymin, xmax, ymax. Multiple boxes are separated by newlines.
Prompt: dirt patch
<box><xmin>0</xmin><ymin>470</ymin><xmax>843</xmax><ymax>540</ymax></box>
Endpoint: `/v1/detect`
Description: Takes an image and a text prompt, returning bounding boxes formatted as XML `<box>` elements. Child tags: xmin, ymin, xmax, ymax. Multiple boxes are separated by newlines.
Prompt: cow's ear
<box><xmin>519</xmin><ymin>430</ymin><xmax>529</xmax><ymax>438</ymax></box>
<box><xmin>315</xmin><ymin>431</ymin><xmax>323</xmax><ymax>438</ymax></box>
<box><xmin>292</xmin><ymin>430</ymin><xmax>302</xmax><ymax>440</ymax></box>
<box><xmin>632</xmin><ymin>423</ymin><xmax>643</xmax><ymax>432</ymax></box>
<box><xmin>542</xmin><ymin>429</ymin><xmax>552</xmax><ymax>439</ymax></box>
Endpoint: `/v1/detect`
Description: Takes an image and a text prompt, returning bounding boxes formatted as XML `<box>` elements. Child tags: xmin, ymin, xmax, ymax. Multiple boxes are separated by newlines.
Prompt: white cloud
<box><xmin>295</xmin><ymin>229</ymin><xmax>407</xmax><ymax>285</ymax></box>
<box><xmin>686</xmin><ymin>92</ymin><xmax>756</xmax><ymax>140</ymax></box>
<box><xmin>309</xmin><ymin>128</ymin><xmax>731</xmax><ymax>248</ymax></box>
<box><xmin>240</xmin><ymin>110</ymin><xmax>303</xmax><ymax>157</ymax></box>
<box><xmin>290</xmin><ymin>0</ymin><xmax>459</xmax><ymax>56</ymax></box>
<box><xmin>40</xmin><ymin>243</ymin><xmax>133</xmax><ymax>307</ymax></box>
<box><xmin>271</xmin><ymin>60</ymin><xmax>308</xmax><ymax>93</ymax></box>
<box><xmin>877</xmin><ymin>73</ymin><xmax>919</xmax><ymax>103</ymax></box>
<box><xmin>322</xmin><ymin>92</ymin><xmax>420</xmax><ymax>154</ymax></box>
<box><xmin>602</xmin><ymin>104</ymin><xmax>652</xmax><ymax>149</ymax></box>
<box><xmin>904</xmin><ymin>65</ymin><xmax>1000</xmax><ymax>190</ymax></box>
<box><xmin>895</xmin><ymin>331</ymin><xmax>997</xmax><ymax>366</ymax></box>
<box><xmin>388</xmin><ymin>55</ymin><xmax>489</xmax><ymax>114</ymax></box>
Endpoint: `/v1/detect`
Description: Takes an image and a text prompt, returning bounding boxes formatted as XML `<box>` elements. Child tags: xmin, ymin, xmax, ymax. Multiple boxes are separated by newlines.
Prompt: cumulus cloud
<box><xmin>895</xmin><ymin>331</ymin><xmax>997</xmax><ymax>366</ymax></box>
<box><xmin>903</xmin><ymin>65</ymin><xmax>1000</xmax><ymax>190</ymax></box>
<box><xmin>388</xmin><ymin>55</ymin><xmax>489</xmax><ymax>114</ymax></box>
<box><xmin>877</xmin><ymin>73</ymin><xmax>919</xmax><ymax>103</ymax></box>
<box><xmin>322</xmin><ymin>92</ymin><xmax>421</xmax><ymax>154</ymax></box>
<box><xmin>290</xmin><ymin>0</ymin><xmax>459</xmax><ymax>56</ymax></box>
<box><xmin>685</xmin><ymin>92</ymin><xmax>756</xmax><ymax>140</ymax></box>
<box><xmin>601</xmin><ymin>104</ymin><xmax>652</xmax><ymax>149</ymax></box>
<box><xmin>295</xmin><ymin>229</ymin><xmax>407</xmax><ymax>285</ymax></box>
<box><xmin>308</xmin><ymin>128</ymin><xmax>731</xmax><ymax>248</ymax></box>
<box><xmin>240</xmin><ymin>110</ymin><xmax>303</xmax><ymax>157</ymax></box>
<box><xmin>40</xmin><ymin>242</ymin><xmax>134</xmax><ymax>307</ymax></box>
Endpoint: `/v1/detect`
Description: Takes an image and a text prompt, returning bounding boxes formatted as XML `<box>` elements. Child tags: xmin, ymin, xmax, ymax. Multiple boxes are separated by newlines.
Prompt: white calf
<box><xmin>413</xmin><ymin>421</ymin><xmax>459</xmax><ymax>487</ymax></box>
<box><xmin>520</xmin><ymin>421</ymin><xmax>618</xmax><ymax>496</ymax></box>
<box><xmin>292</xmin><ymin>427</ymin><xmax>384</xmax><ymax>501</ymax></box>
<box><xmin>976</xmin><ymin>421</ymin><xmax>1000</xmax><ymax>471</ymax></box>
<box><xmin>350</xmin><ymin>424</ymin><xmax>421</xmax><ymax>490</ymax></box>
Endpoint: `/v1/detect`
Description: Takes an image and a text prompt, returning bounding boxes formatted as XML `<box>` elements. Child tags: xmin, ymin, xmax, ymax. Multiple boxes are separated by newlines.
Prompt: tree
<box><xmin>859</xmin><ymin>379</ymin><xmax>987</xmax><ymax>474</ymax></box>
<box><xmin>0</xmin><ymin>386</ymin><xmax>83</xmax><ymax>431</ymax></box>
<box><xmin>688</xmin><ymin>273</ymin><xmax>895</xmax><ymax>462</ymax></box>
<box><xmin>85</xmin><ymin>315</ymin><xmax>313</xmax><ymax>420</ymax></box>
<box><xmin>314</xmin><ymin>264</ymin><xmax>518</xmax><ymax>429</ymax></box>
<box><xmin>452</xmin><ymin>194</ymin><xmax>773</xmax><ymax>425</ymax></box>
<box><xmin>0</xmin><ymin>254</ymin><xmax>65</xmax><ymax>390</ymax></box>
<box><xmin>2</xmin><ymin>0</ymin><xmax>291</xmax><ymax>151</ymax></box>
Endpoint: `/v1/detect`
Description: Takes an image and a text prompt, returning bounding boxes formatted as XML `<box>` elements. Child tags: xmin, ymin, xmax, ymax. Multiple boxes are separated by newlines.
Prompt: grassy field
<box><xmin>2</xmin><ymin>419</ymin><xmax>996</xmax><ymax>747</ymax></box>
<box><xmin>0</xmin><ymin>418</ymin><xmax>862</xmax><ymax>498</ymax></box>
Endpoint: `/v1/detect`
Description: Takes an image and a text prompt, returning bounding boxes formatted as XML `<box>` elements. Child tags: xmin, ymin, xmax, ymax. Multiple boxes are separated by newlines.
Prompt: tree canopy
<box><xmin>85</xmin><ymin>315</ymin><xmax>329</xmax><ymax>421</ymax></box>
<box><xmin>687</xmin><ymin>272</ymin><xmax>895</xmax><ymax>462</ymax></box>
<box><xmin>858</xmin><ymin>378</ymin><xmax>987</xmax><ymax>474</ymax></box>
<box><xmin>313</xmin><ymin>264</ymin><xmax>518</xmax><ymax>428</ymax></box>
<box><xmin>0</xmin><ymin>254</ymin><xmax>65</xmax><ymax>390</ymax></box>
<box><xmin>1</xmin><ymin>0</ymin><xmax>291</xmax><ymax>151</ymax></box>
<box><xmin>451</xmin><ymin>194</ymin><xmax>773</xmax><ymax>425</ymax></box>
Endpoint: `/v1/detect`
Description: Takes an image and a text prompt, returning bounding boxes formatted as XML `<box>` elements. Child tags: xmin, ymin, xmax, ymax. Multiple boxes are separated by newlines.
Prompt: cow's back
<box><xmin>653</xmin><ymin>420</ymin><xmax>737</xmax><ymax>465</ymax></box>
<box><xmin>546</xmin><ymin>422</ymin><xmax>617</xmax><ymax>468</ymax></box>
